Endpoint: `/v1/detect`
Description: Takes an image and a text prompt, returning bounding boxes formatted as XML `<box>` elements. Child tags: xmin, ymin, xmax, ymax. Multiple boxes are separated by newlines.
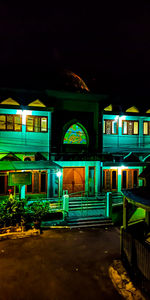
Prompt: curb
<box><xmin>0</xmin><ymin>229</ymin><xmax>40</xmax><ymax>241</ymax></box>
<box><xmin>109</xmin><ymin>260</ymin><xmax>145</xmax><ymax>299</ymax></box>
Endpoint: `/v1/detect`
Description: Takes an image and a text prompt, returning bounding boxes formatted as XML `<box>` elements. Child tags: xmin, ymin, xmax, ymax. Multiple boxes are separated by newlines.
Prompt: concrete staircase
<box><xmin>69</xmin><ymin>194</ymin><xmax>106</xmax><ymax>211</ymax></box>
<box><xmin>66</xmin><ymin>194</ymin><xmax>113</xmax><ymax>228</ymax></box>
<box><xmin>111</xmin><ymin>192</ymin><xmax>123</xmax><ymax>206</ymax></box>
<box><xmin>67</xmin><ymin>216</ymin><xmax>113</xmax><ymax>228</ymax></box>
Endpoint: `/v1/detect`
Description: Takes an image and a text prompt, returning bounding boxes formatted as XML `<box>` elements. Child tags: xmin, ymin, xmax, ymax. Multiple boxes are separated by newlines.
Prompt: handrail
<box><xmin>68</xmin><ymin>190</ymin><xmax>88</xmax><ymax>196</ymax></box>
<box><xmin>68</xmin><ymin>191</ymin><xmax>105</xmax><ymax>197</ymax></box>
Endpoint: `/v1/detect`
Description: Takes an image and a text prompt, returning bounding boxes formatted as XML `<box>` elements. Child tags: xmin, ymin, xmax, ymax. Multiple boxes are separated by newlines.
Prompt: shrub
<box><xmin>0</xmin><ymin>198</ymin><xmax>28</xmax><ymax>227</ymax></box>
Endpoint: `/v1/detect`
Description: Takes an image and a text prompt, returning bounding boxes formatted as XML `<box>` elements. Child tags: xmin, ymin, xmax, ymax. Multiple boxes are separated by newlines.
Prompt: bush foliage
<box><xmin>0</xmin><ymin>198</ymin><xmax>62</xmax><ymax>228</ymax></box>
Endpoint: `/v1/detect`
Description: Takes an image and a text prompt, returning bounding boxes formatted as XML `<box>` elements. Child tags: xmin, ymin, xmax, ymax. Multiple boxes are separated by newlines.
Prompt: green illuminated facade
<box><xmin>0</xmin><ymin>85</ymin><xmax>150</xmax><ymax>223</ymax></box>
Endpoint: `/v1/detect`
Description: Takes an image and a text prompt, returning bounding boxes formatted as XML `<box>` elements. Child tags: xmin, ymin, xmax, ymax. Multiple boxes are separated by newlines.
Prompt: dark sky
<box><xmin>0</xmin><ymin>3</ymin><xmax>150</xmax><ymax>97</ymax></box>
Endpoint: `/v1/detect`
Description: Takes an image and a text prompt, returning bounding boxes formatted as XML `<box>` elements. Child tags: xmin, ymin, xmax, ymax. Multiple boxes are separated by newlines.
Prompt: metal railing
<box><xmin>121</xmin><ymin>225</ymin><xmax>150</xmax><ymax>294</ymax></box>
<box><xmin>68</xmin><ymin>191</ymin><xmax>108</xmax><ymax>215</ymax></box>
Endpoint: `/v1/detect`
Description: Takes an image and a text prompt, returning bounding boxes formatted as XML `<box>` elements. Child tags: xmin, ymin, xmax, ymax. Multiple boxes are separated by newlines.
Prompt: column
<box><xmin>20</xmin><ymin>185</ymin><xmax>25</xmax><ymax>199</ymax></box>
<box><xmin>96</xmin><ymin>161</ymin><xmax>101</xmax><ymax>194</ymax></box>
<box><xmin>123</xmin><ymin>196</ymin><xmax>128</xmax><ymax>230</ymax></box>
<box><xmin>47</xmin><ymin>169</ymin><xmax>53</xmax><ymax>198</ymax></box>
<box><xmin>85</xmin><ymin>165</ymin><xmax>89</xmax><ymax>195</ymax></box>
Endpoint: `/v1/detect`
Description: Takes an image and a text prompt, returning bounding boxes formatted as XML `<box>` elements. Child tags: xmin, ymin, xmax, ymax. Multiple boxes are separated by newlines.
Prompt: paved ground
<box><xmin>0</xmin><ymin>227</ymin><xmax>122</xmax><ymax>300</ymax></box>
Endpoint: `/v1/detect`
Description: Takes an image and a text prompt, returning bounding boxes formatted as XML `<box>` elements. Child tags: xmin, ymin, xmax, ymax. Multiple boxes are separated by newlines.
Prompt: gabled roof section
<box><xmin>125</xmin><ymin>106</ymin><xmax>139</xmax><ymax>113</ymax></box>
<box><xmin>104</xmin><ymin>104</ymin><xmax>112</xmax><ymax>111</ymax></box>
<box><xmin>28</xmin><ymin>99</ymin><xmax>46</xmax><ymax>107</ymax></box>
<box><xmin>0</xmin><ymin>98</ymin><xmax>20</xmax><ymax>105</ymax></box>
<box><xmin>0</xmin><ymin>161</ymin><xmax>62</xmax><ymax>171</ymax></box>
<box><xmin>123</xmin><ymin>152</ymin><xmax>140</xmax><ymax>162</ymax></box>
<box><xmin>0</xmin><ymin>153</ymin><xmax>21</xmax><ymax>161</ymax></box>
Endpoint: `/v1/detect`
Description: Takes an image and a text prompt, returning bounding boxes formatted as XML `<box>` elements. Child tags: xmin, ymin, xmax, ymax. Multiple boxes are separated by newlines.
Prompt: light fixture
<box><xmin>56</xmin><ymin>170</ymin><xmax>62</xmax><ymax>178</ymax></box>
<box><xmin>17</xmin><ymin>110</ymin><xmax>32</xmax><ymax>125</ymax></box>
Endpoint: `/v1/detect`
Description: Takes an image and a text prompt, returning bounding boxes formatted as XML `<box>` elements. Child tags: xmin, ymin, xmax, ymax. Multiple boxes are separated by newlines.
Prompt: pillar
<box><xmin>85</xmin><ymin>165</ymin><xmax>89</xmax><ymax>195</ymax></box>
<box><xmin>63</xmin><ymin>194</ymin><xmax>69</xmax><ymax>219</ymax></box>
<box><xmin>118</xmin><ymin>168</ymin><xmax>122</xmax><ymax>192</ymax></box>
<box><xmin>20</xmin><ymin>185</ymin><xmax>25</xmax><ymax>199</ymax></box>
<box><xmin>123</xmin><ymin>196</ymin><xmax>128</xmax><ymax>230</ymax></box>
<box><xmin>96</xmin><ymin>161</ymin><xmax>101</xmax><ymax>194</ymax></box>
<box><xmin>47</xmin><ymin>169</ymin><xmax>53</xmax><ymax>198</ymax></box>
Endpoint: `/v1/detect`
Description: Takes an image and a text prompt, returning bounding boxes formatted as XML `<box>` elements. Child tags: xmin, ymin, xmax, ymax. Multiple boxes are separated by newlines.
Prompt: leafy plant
<box><xmin>0</xmin><ymin>198</ymin><xmax>28</xmax><ymax>227</ymax></box>
<box><xmin>28</xmin><ymin>201</ymin><xmax>49</xmax><ymax>222</ymax></box>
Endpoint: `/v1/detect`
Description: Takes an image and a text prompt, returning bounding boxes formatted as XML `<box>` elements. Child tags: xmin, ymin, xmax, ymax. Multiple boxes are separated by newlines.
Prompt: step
<box><xmin>68</xmin><ymin>215</ymin><xmax>106</xmax><ymax>221</ymax></box>
<box><xmin>69</xmin><ymin>202</ymin><xmax>106</xmax><ymax>206</ymax></box>
<box><xmin>69</xmin><ymin>203</ymin><xmax>106</xmax><ymax>207</ymax></box>
<box><xmin>69</xmin><ymin>207</ymin><xmax>105</xmax><ymax>211</ymax></box>
<box><xmin>69</xmin><ymin>198</ymin><xmax>106</xmax><ymax>202</ymax></box>
<box><xmin>69</xmin><ymin>201</ymin><xmax>105</xmax><ymax>205</ymax></box>
<box><xmin>67</xmin><ymin>219</ymin><xmax>113</xmax><ymax>229</ymax></box>
<box><xmin>69</xmin><ymin>223</ymin><xmax>113</xmax><ymax>229</ymax></box>
<box><xmin>68</xmin><ymin>219</ymin><xmax>108</xmax><ymax>226</ymax></box>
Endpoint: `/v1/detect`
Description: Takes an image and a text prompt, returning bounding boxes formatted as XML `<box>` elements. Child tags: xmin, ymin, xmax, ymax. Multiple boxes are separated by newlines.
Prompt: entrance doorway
<box><xmin>63</xmin><ymin>167</ymin><xmax>85</xmax><ymax>196</ymax></box>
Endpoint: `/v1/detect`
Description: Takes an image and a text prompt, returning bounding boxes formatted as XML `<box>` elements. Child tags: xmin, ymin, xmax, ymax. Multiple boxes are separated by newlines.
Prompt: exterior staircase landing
<box><xmin>67</xmin><ymin>216</ymin><xmax>113</xmax><ymax>229</ymax></box>
<box><xmin>67</xmin><ymin>195</ymin><xmax>112</xmax><ymax>228</ymax></box>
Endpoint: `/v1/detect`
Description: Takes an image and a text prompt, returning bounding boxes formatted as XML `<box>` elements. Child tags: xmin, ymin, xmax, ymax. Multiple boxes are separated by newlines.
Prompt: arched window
<box><xmin>63</xmin><ymin>123</ymin><xmax>88</xmax><ymax>144</ymax></box>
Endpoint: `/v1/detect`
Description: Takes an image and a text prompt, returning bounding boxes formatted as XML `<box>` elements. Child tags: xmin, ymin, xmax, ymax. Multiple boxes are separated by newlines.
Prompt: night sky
<box><xmin>0</xmin><ymin>3</ymin><xmax>150</xmax><ymax>100</ymax></box>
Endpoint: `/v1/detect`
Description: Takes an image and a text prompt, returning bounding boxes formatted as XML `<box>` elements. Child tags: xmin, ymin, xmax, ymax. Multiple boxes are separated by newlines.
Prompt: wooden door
<box><xmin>63</xmin><ymin>167</ymin><xmax>85</xmax><ymax>196</ymax></box>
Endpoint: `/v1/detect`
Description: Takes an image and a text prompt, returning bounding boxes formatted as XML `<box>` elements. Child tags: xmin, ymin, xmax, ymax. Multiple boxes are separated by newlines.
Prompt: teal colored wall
<box><xmin>103</xmin><ymin>114</ymin><xmax>150</xmax><ymax>153</ymax></box>
<box><xmin>0</xmin><ymin>108</ymin><xmax>51</xmax><ymax>154</ymax></box>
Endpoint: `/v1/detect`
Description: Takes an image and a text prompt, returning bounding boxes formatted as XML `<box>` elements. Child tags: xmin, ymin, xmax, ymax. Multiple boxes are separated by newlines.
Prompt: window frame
<box><xmin>121</xmin><ymin>169</ymin><xmax>139</xmax><ymax>189</ymax></box>
<box><xmin>122</xmin><ymin>120</ymin><xmax>139</xmax><ymax>135</ymax></box>
<box><xmin>63</xmin><ymin>123</ymin><xmax>88</xmax><ymax>144</ymax></box>
<box><xmin>103</xmin><ymin>169</ymin><xmax>118</xmax><ymax>191</ymax></box>
<box><xmin>26</xmin><ymin>116</ymin><xmax>48</xmax><ymax>133</ymax></box>
<box><xmin>143</xmin><ymin>121</ymin><xmax>150</xmax><ymax>135</ymax></box>
<box><xmin>26</xmin><ymin>171</ymin><xmax>47</xmax><ymax>194</ymax></box>
<box><xmin>0</xmin><ymin>114</ymin><xmax>22</xmax><ymax>132</ymax></box>
<box><xmin>103</xmin><ymin>119</ymin><xmax>118</xmax><ymax>135</ymax></box>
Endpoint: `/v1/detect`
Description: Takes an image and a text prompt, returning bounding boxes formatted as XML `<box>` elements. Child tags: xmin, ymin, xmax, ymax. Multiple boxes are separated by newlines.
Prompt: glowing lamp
<box><xmin>16</xmin><ymin>110</ymin><xmax>32</xmax><ymax>125</ymax></box>
<box><xmin>56</xmin><ymin>171</ymin><xmax>62</xmax><ymax>178</ymax></box>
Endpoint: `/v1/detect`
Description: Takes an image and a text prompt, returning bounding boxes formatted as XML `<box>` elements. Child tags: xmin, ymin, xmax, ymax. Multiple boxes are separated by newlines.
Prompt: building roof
<box><xmin>122</xmin><ymin>188</ymin><xmax>150</xmax><ymax>211</ymax></box>
<box><xmin>0</xmin><ymin>161</ymin><xmax>62</xmax><ymax>171</ymax></box>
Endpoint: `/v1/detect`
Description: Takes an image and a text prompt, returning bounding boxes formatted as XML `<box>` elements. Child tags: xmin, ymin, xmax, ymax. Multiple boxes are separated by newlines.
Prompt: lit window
<box><xmin>0</xmin><ymin>114</ymin><xmax>22</xmax><ymax>131</ymax></box>
<box><xmin>123</xmin><ymin>121</ymin><xmax>127</xmax><ymax>134</ymax></box>
<box><xmin>103</xmin><ymin>119</ymin><xmax>118</xmax><ymax>134</ymax></box>
<box><xmin>122</xmin><ymin>120</ymin><xmax>139</xmax><ymax>135</ymax></box>
<box><xmin>41</xmin><ymin>117</ymin><xmax>47</xmax><ymax>132</ymax></box>
<box><xmin>143</xmin><ymin>121</ymin><xmax>150</xmax><ymax>135</ymax></box>
<box><xmin>0</xmin><ymin>115</ymin><xmax>6</xmax><ymax>130</ymax></box>
<box><xmin>26</xmin><ymin>116</ymin><xmax>34</xmax><ymax>132</ymax></box>
<box><xmin>34</xmin><ymin>117</ymin><xmax>40</xmax><ymax>132</ymax></box>
<box><xmin>26</xmin><ymin>116</ymin><xmax>48</xmax><ymax>133</ymax></box>
<box><xmin>134</xmin><ymin>122</ymin><xmax>138</xmax><ymax>134</ymax></box>
<box><xmin>14</xmin><ymin>115</ymin><xmax>22</xmax><ymax>131</ymax></box>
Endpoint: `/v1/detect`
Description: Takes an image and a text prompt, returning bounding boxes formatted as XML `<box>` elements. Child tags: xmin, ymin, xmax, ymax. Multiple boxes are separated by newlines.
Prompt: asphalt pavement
<box><xmin>0</xmin><ymin>227</ymin><xmax>122</xmax><ymax>300</ymax></box>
